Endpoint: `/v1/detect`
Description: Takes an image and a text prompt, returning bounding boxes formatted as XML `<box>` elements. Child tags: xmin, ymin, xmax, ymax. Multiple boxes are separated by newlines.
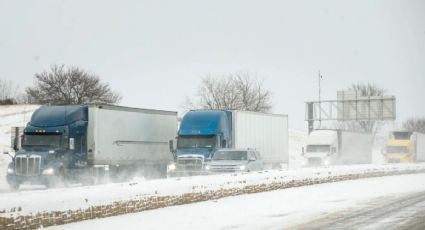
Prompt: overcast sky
<box><xmin>0</xmin><ymin>0</ymin><xmax>424</xmax><ymax>130</ymax></box>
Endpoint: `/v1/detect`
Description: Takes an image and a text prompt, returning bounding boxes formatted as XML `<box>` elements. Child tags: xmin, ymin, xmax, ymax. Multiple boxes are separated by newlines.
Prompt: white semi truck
<box><xmin>302</xmin><ymin>129</ymin><xmax>373</xmax><ymax>166</ymax></box>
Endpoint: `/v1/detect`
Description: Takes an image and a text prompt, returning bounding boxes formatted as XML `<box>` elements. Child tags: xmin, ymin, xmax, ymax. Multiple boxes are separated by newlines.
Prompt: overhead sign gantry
<box><xmin>305</xmin><ymin>91</ymin><xmax>396</xmax><ymax>133</ymax></box>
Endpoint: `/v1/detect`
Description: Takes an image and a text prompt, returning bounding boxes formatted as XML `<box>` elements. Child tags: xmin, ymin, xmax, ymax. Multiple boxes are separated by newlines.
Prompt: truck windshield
<box><xmin>387</xmin><ymin>146</ymin><xmax>409</xmax><ymax>153</ymax></box>
<box><xmin>177</xmin><ymin>135</ymin><xmax>217</xmax><ymax>149</ymax></box>
<box><xmin>393</xmin><ymin>132</ymin><xmax>411</xmax><ymax>140</ymax></box>
<box><xmin>213</xmin><ymin>151</ymin><xmax>247</xmax><ymax>161</ymax></box>
<box><xmin>306</xmin><ymin>145</ymin><xmax>330</xmax><ymax>153</ymax></box>
<box><xmin>22</xmin><ymin>133</ymin><xmax>62</xmax><ymax>148</ymax></box>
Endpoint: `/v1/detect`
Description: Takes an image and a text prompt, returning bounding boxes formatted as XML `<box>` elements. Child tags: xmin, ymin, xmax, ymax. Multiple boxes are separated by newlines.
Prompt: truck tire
<box><xmin>158</xmin><ymin>163</ymin><xmax>167</xmax><ymax>178</ymax></box>
<box><xmin>9</xmin><ymin>182</ymin><xmax>20</xmax><ymax>190</ymax></box>
<box><xmin>44</xmin><ymin>168</ymin><xmax>67</xmax><ymax>188</ymax></box>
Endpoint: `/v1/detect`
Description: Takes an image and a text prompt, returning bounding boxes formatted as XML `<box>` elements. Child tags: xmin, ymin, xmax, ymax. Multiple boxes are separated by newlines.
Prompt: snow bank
<box><xmin>1</xmin><ymin>163</ymin><xmax>425</xmax><ymax>229</ymax></box>
<box><xmin>49</xmin><ymin>173</ymin><xmax>425</xmax><ymax>230</ymax></box>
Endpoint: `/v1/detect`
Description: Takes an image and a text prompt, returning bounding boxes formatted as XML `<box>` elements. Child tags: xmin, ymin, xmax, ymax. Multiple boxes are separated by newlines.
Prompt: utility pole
<box><xmin>318</xmin><ymin>70</ymin><xmax>322</xmax><ymax>128</ymax></box>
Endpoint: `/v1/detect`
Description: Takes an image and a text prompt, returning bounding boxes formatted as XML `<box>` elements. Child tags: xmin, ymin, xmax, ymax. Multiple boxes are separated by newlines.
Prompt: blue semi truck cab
<box><xmin>6</xmin><ymin>105</ymin><xmax>89</xmax><ymax>189</ymax></box>
<box><xmin>167</xmin><ymin>109</ymin><xmax>289</xmax><ymax>176</ymax></box>
<box><xmin>168</xmin><ymin>110</ymin><xmax>232</xmax><ymax>176</ymax></box>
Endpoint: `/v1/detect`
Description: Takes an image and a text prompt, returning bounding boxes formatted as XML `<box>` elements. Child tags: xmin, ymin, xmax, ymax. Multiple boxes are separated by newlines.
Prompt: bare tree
<box><xmin>184</xmin><ymin>72</ymin><xmax>272</xmax><ymax>112</ymax></box>
<box><xmin>336</xmin><ymin>82</ymin><xmax>387</xmax><ymax>135</ymax></box>
<box><xmin>403</xmin><ymin>117</ymin><xmax>425</xmax><ymax>133</ymax></box>
<box><xmin>26</xmin><ymin>65</ymin><xmax>122</xmax><ymax>105</ymax></box>
<box><xmin>0</xmin><ymin>80</ymin><xmax>21</xmax><ymax>105</ymax></box>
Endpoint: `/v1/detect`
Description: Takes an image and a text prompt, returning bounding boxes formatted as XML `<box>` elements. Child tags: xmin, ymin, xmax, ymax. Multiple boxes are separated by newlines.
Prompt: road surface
<box><xmin>291</xmin><ymin>191</ymin><xmax>425</xmax><ymax>230</ymax></box>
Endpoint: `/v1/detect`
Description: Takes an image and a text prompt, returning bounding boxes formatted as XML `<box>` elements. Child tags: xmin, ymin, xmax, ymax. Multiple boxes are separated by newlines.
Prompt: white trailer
<box><xmin>87</xmin><ymin>105</ymin><xmax>177</xmax><ymax>176</ymax></box>
<box><xmin>231</xmin><ymin>111</ymin><xmax>289</xmax><ymax>169</ymax></box>
<box><xmin>303</xmin><ymin>129</ymin><xmax>373</xmax><ymax>166</ymax></box>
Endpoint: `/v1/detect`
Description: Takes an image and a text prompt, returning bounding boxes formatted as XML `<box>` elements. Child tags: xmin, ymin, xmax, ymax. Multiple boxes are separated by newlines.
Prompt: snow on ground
<box><xmin>1</xmin><ymin>163</ymin><xmax>424</xmax><ymax>217</ymax></box>
<box><xmin>49</xmin><ymin>173</ymin><xmax>425</xmax><ymax>230</ymax></box>
<box><xmin>0</xmin><ymin>105</ymin><xmax>39</xmax><ymax>190</ymax></box>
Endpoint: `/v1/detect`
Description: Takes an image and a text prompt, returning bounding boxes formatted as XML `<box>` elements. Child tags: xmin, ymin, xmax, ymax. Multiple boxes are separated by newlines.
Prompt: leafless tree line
<box><xmin>403</xmin><ymin>117</ymin><xmax>425</xmax><ymax>134</ymax></box>
<box><xmin>0</xmin><ymin>80</ymin><xmax>25</xmax><ymax>105</ymax></box>
<box><xmin>184</xmin><ymin>72</ymin><xmax>272</xmax><ymax>112</ymax></box>
<box><xmin>335</xmin><ymin>82</ymin><xmax>387</xmax><ymax>136</ymax></box>
<box><xmin>26</xmin><ymin>65</ymin><xmax>121</xmax><ymax>105</ymax></box>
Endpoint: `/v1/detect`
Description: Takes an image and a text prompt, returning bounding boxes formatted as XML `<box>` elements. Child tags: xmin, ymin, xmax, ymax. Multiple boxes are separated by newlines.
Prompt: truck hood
<box><xmin>176</xmin><ymin>148</ymin><xmax>215</xmax><ymax>158</ymax></box>
<box><xmin>207</xmin><ymin>160</ymin><xmax>247</xmax><ymax>167</ymax></box>
<box><xmin>15</xmin><ymin>149</ymin><xmax>49</xmax><ymax>159</ymax></box>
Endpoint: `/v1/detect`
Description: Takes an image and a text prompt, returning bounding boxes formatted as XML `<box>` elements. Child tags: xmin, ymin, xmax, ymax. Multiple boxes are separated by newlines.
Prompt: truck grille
<box><xmin>308</xmin><ymin>157</ymin><xmax>323</xmax><ymax>166</ymax></box>
<box><xmin>15</xmin><ymin>155</ymin><xmax>42</xmax><ymax>176</ymax></box>
<box><xmin>209</xmin><ymin>165</ymin><xmax>239</xmax><ymax>172</ymax></box>
<box><xmin>176</xmin><ymin>158</ymin><xmax>204</xmax><ymax>172</ymax></box>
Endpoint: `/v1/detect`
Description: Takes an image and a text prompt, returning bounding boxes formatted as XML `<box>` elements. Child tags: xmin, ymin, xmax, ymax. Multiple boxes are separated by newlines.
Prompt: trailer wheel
<box><xmin>158</xmin><ymin>163</ymin><xmax>167</xmax><ymax>178</ymax></box>
<box><xmin>9</xmin><ymin>182</ymin><xmax>20</xmax><ymax>190</ymax></box>
<box><xmin>44</xmin><ymin>168</ymin><xmax>67</xmax><ymax>188</ymax></box>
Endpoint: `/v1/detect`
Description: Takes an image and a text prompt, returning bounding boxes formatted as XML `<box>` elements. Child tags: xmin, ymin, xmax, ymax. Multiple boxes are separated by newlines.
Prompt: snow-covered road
<box><xmin>49</xmin><ymin>173</ymin><xmax>425</xmax><ymax>230</ymax></box>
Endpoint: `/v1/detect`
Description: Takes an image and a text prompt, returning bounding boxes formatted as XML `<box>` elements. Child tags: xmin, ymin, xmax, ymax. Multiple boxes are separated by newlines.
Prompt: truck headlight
<box><xmin>7</xmin><ymin>167</ymin><xmax>14</xmax><ymax>174</ymax></box>
<box><xmin>167</xmin><ymin>163</ymin><xmax>176</xmax><ymax>171</ymax></box>
<box><xmin>323</xmin><ymin>159</ymin><xmax>331</xmax><ymax>166</ymax></box>
<box><xmin>205</xmin><ymin>165</ymin><xmax>211</xmax><ymax>170</ymax></box>
<box><xmin>239</xmin><ymin>165</ymin><xmax>246</xmax><ymax>170</ymax></box>
<box><xmin>42</xmin><ymin>168</ymin><xmax>55</xmax><ymax>176</ymax></box>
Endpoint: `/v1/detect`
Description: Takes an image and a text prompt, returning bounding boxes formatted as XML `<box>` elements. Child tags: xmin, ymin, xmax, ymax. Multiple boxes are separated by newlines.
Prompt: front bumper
<box><xmin>303</xmin><ymin>157</ymin><xmax>331</xmax><ymax>167</ymax></box>
<box><xmin>167</xmin><ymin>169</ymin><xmax>210</xmax><ymax>177</ymax></box>
<box><xmin>6</xmin><ymin>173</ymin><xmax>58</xmax><ymax>186</ymax></box>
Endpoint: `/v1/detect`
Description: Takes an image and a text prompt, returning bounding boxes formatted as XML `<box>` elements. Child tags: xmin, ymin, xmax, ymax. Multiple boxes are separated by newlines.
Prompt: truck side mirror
<box><xmin>3</xmin><ymin>150</ymin><xmax>13</xmax><ymax>159</ymax></box>
<box><xmin>69</xmin><ymin>138</ymin><xmax>75</xmax><ymax>150</ymax></box>
<box><xmin>169</xmin><ymin>140</ymin><xmax>175</xmax><ymax>153</ymax></box>
<box><xmin>12</xmin><ymin>139</ymin><xmax>18</xmax><ymax>151</ymax></box>
<box><xmin>221</xmin><ymin>139</ymin><xmax>226</xmax><ymax>148</ymax></box>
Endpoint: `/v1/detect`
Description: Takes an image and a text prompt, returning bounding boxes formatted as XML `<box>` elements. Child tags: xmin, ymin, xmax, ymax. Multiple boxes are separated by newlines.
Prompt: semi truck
<box><xmin>384</xmin><ymin>131</ymin><xmax>425</xmax><ymax>163</ymax></box>
<box><xmin>302</xmin><ymin>129</ymin><xmax>373</xmax><ymax>166</ymax></box>
<box><xmin>167</xmin><ymin>110</ymin><xmax>288</xmax><ymax>176</ymax></box>
<box><xmin>5</xmin><ymin>104</ymin><xmax>177</xmax><ymax>189</ymax></box>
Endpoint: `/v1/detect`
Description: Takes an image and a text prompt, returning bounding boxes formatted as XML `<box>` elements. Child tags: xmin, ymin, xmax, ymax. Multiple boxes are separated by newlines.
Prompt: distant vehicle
<box><xmin>302</xmin><ymin>129</ymin><xmax>373</xmax><ymax>166</ymax></box>
<box><xmin>204</xmin><ymin>148</ymin><xmax>263</xmax><ymax>173</ymax></box>
<box><xmin>384</xmin><ymin>131</ymin><xmax>425</xmax><ymax>163</ymax></box>
<box><xmin>167</xmin><ymin>110</ymin><xmax>288</xmax><ymax>176</ymax></box>
<box><xmin>5</xmin><ymin>105</ymin><xmax>177</xmax><ymax>189</ymax></box>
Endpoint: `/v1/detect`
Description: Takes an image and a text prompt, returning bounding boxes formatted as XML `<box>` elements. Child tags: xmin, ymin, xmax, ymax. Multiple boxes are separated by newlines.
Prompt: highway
<box><xmin>291</xmin><ymin>191</ymin><xmax>425</xmax><ymax>230</ymax></box>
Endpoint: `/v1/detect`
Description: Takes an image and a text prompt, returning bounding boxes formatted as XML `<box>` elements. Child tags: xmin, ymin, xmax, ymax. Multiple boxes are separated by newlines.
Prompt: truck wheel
<box><xmin>45</xmin><ymin>168</ymin><xmax>67</xmax><ymax>188</ymax></box>
<box><xmin>58</xmin><ymin>168</ymin><xmax>68</xmax><ymax>187</ymax></box>
<box><xmin>159</xmin><ymin>164</ymin><xmax>167</xmax><ymax>178</ymax></box>
<box><xmin>9</xmin><ymin>183</ymin><xmax>20</xmax><ymax>190</ymax></box>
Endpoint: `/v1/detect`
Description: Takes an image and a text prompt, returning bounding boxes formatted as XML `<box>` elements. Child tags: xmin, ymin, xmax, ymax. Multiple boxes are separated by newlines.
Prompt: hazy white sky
<box><xmin>0</xmin><ymin>0</ymin><xmax>424</xmax><ymax>130</ymax></box>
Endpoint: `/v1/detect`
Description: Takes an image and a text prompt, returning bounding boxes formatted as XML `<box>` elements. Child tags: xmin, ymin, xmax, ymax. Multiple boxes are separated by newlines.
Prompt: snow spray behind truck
<box><xmin>5</xmin><ymin>105</ymin><xmax>177</xmax><ymax>189</ymax></box>
<box><xmin>167</xmin><ymin>110</ymin><xmax>289</xmax><ymax>176</ymax></box>
<box><xmin>302</xmin><ymin>129</ymin><xmax>373</xmax><ymax>166</ymax></box>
